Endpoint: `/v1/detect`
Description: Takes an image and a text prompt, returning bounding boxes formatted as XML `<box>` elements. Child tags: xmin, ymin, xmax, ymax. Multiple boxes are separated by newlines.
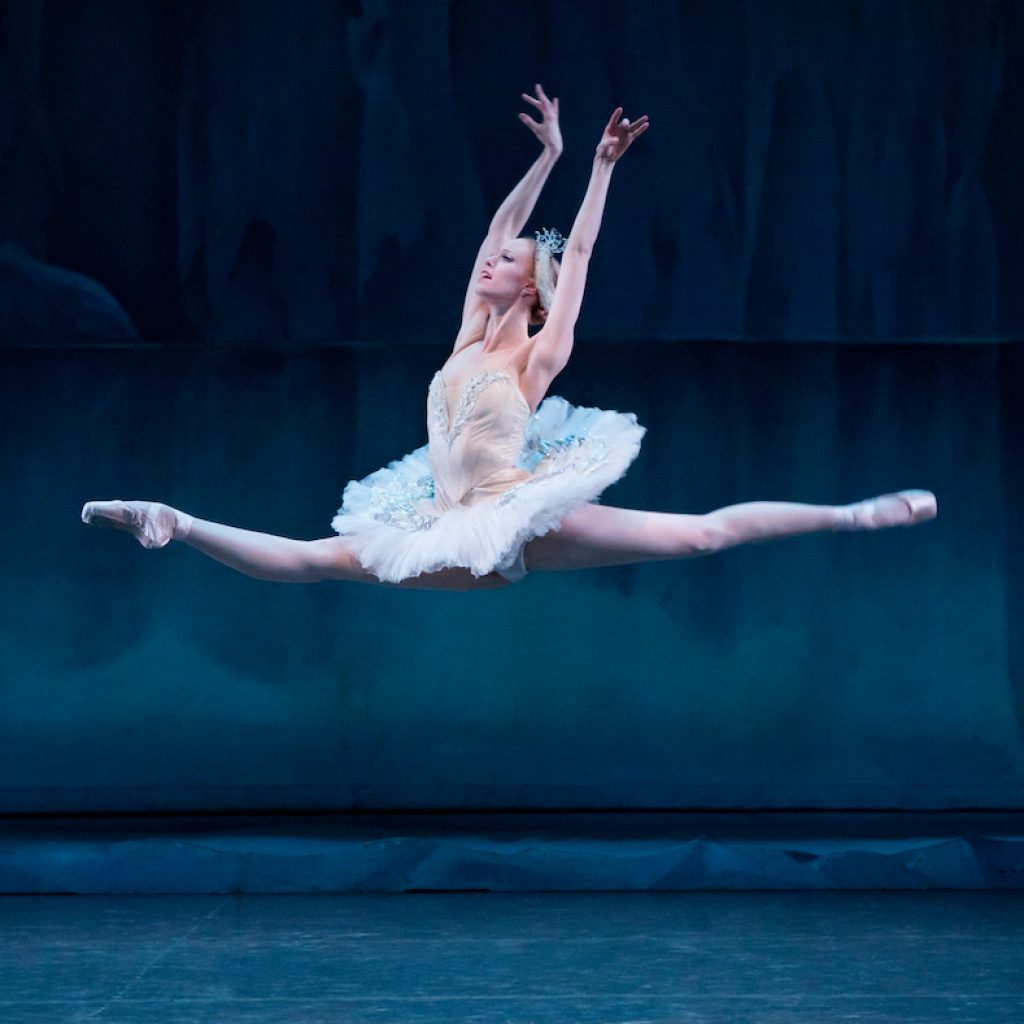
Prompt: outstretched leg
<box><xmin>524</xmin><ymin>491</ymin><xmax>937</xmax><ymax>572</ymax></box>
<box><xmin>81</xmin><ymin>500</ymin><xmax>509</xmax><ymax>591</ymax></box>
<box><xmin>183</xmin><ymin>519</ymin><xmax>508</xmax><ymax>590</ymax></box>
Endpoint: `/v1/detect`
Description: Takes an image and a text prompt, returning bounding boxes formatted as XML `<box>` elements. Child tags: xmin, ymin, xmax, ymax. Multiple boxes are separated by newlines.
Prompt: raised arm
<box><xmin>522</xmin><ymin>107</ymin><xmax>649</xmax><ymax>400</ymax></box>
<box><xmin>456</xmin><ymin>85</ymin><xmax>563</xmax><ymax>344</ymax></box>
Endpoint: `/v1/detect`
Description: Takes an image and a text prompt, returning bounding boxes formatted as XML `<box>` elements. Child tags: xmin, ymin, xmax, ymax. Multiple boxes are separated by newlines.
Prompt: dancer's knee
<box><xmin>305</xmin><ymin>537</ymin><xmax>376</xmax><ymax>583</ymax></box>
<box><xmin>690</xmin><ymin>512</ymin><xmax>737</xmax><ymax>555</ymax></box>
<box><xmin>656</xmin><ymin>514</ymin><xmax>726</xmax><ymax>558</ymax></box>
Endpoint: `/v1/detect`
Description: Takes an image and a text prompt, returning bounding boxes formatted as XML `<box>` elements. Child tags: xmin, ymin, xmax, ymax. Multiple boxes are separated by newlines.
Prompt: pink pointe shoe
<box><xmin>80</xmin><ymin>500</ymin><xmax>184</xmax><ymax>549</ymax></box>
<box><xmin>835</xmin><ymin>489</ymin><xmax>938</xmax><ymax>531</ymax></box>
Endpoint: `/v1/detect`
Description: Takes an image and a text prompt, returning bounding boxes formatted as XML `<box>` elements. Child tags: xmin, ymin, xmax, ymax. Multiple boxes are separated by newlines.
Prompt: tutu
<box><xmin>331</xmin><ymin>369</ymin><xmax>645</xmax><ymax>583</ymax></box>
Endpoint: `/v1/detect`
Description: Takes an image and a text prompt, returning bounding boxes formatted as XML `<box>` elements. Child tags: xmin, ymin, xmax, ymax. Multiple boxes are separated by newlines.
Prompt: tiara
<box><xmin>534</xmin><ymin>226</ymin><xmax>567</xmax><ymax>255</ymax></box>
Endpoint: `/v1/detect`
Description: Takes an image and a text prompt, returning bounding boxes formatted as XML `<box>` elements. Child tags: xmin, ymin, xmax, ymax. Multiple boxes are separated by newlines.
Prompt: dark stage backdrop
<box><xmin>2</xmin><ymin>0</ymin><xmax>1023</xmax><ymax>344</ymax></box>
<box><xmin>1</xmin><ymin>1</ymin><xmax>1022</xmax><ymax>813</ymax></box>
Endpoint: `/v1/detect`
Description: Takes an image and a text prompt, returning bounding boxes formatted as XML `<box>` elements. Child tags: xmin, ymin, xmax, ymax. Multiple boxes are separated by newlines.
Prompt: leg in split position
<box><xmin>523</xmin><ymin>490</ymin><xmax>937</xmax><ymax>572</ymax></box>
<box><xmin>79</xmin><ymin>500</ymin><xmax>507</xmax><ymax>591</ymax></box>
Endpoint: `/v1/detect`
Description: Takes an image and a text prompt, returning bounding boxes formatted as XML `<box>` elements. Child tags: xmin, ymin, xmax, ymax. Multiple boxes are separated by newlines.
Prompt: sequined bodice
<box><xmin>426</xmin><ymin>369</ymin><xmax>532</xmax><ymax>510</ymax></box>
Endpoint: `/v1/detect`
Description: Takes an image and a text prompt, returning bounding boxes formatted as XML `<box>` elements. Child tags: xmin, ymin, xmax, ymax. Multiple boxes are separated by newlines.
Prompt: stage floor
<box><xmin>1</xmin><ymin>891</ymin><xmax>1022</xmax><ymax>1023</ymax></box>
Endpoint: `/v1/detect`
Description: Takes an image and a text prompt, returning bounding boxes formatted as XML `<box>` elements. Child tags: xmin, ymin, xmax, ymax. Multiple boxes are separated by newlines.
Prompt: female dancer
<box><xmin>82</xmin><ymin>85</ymin><xmax>936</xmax><ymax>591</ymax></box>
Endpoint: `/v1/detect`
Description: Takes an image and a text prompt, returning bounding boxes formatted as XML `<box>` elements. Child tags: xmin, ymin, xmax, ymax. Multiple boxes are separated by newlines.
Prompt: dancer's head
<box><xmin>476</xmin><ymin>233</ymin><xmax>562</xmax><ymax>326</ymax></box>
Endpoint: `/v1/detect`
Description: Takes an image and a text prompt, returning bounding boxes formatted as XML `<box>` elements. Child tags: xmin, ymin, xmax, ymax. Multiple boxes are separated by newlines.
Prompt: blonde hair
<box><xmin>530</xmin><ymin>243</ymin><xmax>560</xmax><ymax>326</ymax></box>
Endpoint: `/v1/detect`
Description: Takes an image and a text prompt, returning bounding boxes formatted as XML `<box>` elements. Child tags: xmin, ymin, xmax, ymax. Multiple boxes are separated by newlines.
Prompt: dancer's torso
<box><xmin>427</xmin><ymin>342</ymin><xmax>533</xmax><ymax>510</ymax></box>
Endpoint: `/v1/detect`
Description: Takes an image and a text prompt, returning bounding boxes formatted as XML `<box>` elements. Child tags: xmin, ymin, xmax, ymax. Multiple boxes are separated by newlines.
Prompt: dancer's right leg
<box><xmin>182</xmin><ymin>520</ymin><xmax>510</xmax><ymax>589</ymax></box>
<box><xmin>181</xmin><ymin>517</ymin><xmax>363</xmax><ymax>583</ymax></box>
<box><xmin>81</xmin><ymin>500</ymin><xmax>510</xmax><ymax>591</ymax></box>
<box><xmin>81</xmin><ymin>499</ymin><xmax>364</xmax><ymax>582</ymax></box>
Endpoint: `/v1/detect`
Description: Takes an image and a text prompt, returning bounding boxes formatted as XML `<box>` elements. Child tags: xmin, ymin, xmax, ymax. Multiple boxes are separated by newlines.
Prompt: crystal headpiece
<box><xmin>534</xmin><ymin>226</ymin><xmax>567</xmax><ymax>255</ymax></box>
<box><xmin>532</xmin><ymin>227</ymin><xmax>564</xmax><ymax>318</ymax></box>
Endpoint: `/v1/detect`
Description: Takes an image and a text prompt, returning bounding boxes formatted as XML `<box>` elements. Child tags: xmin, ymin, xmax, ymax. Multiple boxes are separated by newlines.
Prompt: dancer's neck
<box><xmin>480</xmin><ymin>302</ymin><xmax>531</xmax><ymax>354</ymax></box>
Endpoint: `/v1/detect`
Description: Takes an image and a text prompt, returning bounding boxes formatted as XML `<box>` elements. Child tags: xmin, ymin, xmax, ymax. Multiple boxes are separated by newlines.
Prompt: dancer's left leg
<box><xmin>524</xmin><ymin>492</ymin><xmax>936</xmax><ymax>572</ymax></box>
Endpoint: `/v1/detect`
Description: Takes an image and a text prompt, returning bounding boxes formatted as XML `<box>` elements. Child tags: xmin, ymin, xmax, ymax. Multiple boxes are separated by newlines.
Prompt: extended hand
<box><xmin>595</xmin><ymin>107</ymin><xmax>649</xmax><ymax>163</ymax></box>
<box><xmin>519</xmin><ymin>83</ymin><xmax>563</xmax><ymax>155</ymax></box>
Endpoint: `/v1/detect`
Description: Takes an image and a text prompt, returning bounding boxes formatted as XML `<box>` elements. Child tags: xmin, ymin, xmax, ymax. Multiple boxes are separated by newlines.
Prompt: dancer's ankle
<box><xmin>172</xmin><ymin>510</ymin><xmax>195</xmax><ymax>541</ymax></box>
<box><xmin>832</xmin><ymin>505</ymin><xmax>856</xmax><ymax>531</ymax></box>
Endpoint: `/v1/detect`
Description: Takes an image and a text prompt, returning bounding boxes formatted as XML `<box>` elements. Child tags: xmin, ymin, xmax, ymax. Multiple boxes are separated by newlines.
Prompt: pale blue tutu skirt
<box><xmin>331</xmin><ymin>397</ymin><xmax>645</xmax><ymax>583</ymax></box>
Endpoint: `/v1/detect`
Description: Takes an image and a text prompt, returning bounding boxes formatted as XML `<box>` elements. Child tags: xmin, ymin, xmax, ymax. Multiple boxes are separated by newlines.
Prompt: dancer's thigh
<box><xmin>306</xmin><ymin>537</ymin><xmax>511</xmax><ymax>591</ymax></box>
<box><xmin>524</xmin><ymin>504</ymin><xmax>714</xmax><ymax>571</ymax></box>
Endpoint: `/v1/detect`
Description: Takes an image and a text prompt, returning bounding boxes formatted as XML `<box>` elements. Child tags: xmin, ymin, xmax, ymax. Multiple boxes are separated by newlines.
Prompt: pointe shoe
<box><xmin>81</xmin><ymin>499</ymin><xmax>181</xmax><ymax>549</ymax></box>
<box><xmin>835</xmin><ymin>489</ymin><xmax>938</xmax><ymax>531</ymax></box>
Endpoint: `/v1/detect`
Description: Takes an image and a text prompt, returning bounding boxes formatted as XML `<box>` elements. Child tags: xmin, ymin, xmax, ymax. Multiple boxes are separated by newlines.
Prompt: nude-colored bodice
<box><xmin>426</xmin><ymin>369</ymin><xmax>532</xmax><ymax>511</ymax></box>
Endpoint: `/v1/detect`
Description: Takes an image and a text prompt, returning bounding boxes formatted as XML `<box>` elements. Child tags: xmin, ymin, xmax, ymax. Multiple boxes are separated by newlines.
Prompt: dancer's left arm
<box><xmin>522</xmin><ymin>107</ymin><xmax>648</xmax><ymax>404</ymax></box>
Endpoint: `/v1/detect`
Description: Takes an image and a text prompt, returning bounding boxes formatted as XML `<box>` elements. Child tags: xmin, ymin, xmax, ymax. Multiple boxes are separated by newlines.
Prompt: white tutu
<box><xmin>332</xmin><ymin>396</ymin><xmax>645</xmax><ymax>583</ymax></box>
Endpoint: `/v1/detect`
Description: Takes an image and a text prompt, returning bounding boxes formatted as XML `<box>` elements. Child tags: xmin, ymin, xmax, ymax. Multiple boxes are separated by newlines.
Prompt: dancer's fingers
<box><xmin>605</xmin><ymin>106</ymin><xmax>623</xmax><ymax>131</ymax></box>
<box><xmin>536</xmin><ymin>83</ymin><xmax>551</xmax><ymax>103</ymax></box>
<box><xmin>521</xmin><ymin>92</ymin><xmax>542</xmax><ymax>108</ymax></box>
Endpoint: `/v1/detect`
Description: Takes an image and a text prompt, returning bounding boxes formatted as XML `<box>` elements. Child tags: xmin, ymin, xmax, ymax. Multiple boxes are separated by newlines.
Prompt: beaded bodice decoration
<box><xmin>426</xmin><ymin>369</ymin><xmax>532</xmax><ymax>510</ymax></box>
<box><xmin>429</xmin><ymin>370</ymin><xmax>529</xmax><ymax>446</ymax></box>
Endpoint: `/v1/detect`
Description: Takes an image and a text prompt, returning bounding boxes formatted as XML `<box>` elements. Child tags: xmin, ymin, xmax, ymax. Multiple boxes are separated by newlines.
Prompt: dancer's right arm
<box><xmin>455</xmin><ymin>85</ymin><xmax>562</xmax><ymax>351</ymax></box>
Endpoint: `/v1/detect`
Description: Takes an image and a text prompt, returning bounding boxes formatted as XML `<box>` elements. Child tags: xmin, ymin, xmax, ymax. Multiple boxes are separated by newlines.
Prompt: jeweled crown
<box><xmin>534</xmin><ymin>226</ymin><xmax>567</xmax><ymax>255</ymax></box>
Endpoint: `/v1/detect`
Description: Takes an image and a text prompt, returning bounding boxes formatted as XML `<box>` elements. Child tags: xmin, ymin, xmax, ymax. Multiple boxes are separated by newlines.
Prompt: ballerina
<box><xmin>82</xmin><ymin>84</ymin><xmax>936</xmax><ymax>592</ymax></box>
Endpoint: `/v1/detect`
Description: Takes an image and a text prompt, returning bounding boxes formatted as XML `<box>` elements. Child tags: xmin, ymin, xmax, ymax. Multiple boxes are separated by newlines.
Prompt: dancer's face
<box><xmin>476</xmin><ymin>238</ymin><xmax>536</xmax><ymax>308</ymax></box>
